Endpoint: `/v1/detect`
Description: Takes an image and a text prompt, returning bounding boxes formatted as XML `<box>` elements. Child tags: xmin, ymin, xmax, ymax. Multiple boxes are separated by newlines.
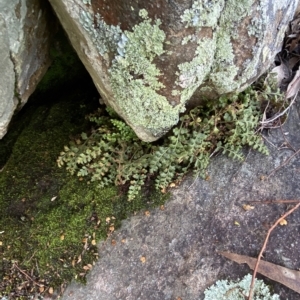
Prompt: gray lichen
<box><xmin>82</xmin><ymin>0</ymin><xmax>91</xmax><ymax>5</ymax></box>
<box><xmin>177</xmin><ymin>0</ymin><xmax>258</xmax><ymax>97</ymax></box>
<box><xmin>109</xmin><ymin>10</ymin><xmax>185</xmax><ymax>135</ymax></box>
<box><xmin>78</xmin><ymin>5</ymin><xmax>185</xmax><ymax>136</ymax></box>
<box><xmin>79</xmin><ymin>10</ymin><xmax>122</xmax><ymax>59</ymax></box>
<box><xmin>177</xmin><ymin>37</ymin><xmax>217</xmax><ymax>102</ymax></box>
<box><xmin>204</xmin><ymin>274</ymin><xmax>280</xmax><ymax>300</ymax></box>
<box><xmin>78</xmin><ymin>0</ymin><xmax>293</xmax><ymax>138</ymax></box>
<box><xmin>181</xmin><ymin>0</ymin><xmax>224</xmax><ymax>28</ymax></box>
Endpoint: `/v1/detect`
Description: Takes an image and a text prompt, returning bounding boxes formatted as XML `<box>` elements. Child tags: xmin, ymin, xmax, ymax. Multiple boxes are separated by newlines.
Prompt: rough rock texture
<box><xmin>0</xmin><ymin>0</ymin><xmax>56</xmax><ymax>139</ymax></box>
<box><xmin>48</xmin><ymin>0</ymin><xmax>298</xmax><ymax>141</ymax></box>
<box><xmin>61</xmin><ymin>98</ymin><xmax>300</xmax><ymax>299</ymax></box>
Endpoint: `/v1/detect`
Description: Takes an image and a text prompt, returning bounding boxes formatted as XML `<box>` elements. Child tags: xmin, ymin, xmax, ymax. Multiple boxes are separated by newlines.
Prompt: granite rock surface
<box><xmin>48</xmin><ymin>0</ymin><xmax>299</xmax><ymax>141</ymax></box>
<box><xmin>60</xmin><ymin>101</ymin><xmax>300</xmax><ymax>299</ymax></box>
<box><xmin>0</xmin><ymin>0</ymin><xmax>55</xmax><ymax>138</ymax></box>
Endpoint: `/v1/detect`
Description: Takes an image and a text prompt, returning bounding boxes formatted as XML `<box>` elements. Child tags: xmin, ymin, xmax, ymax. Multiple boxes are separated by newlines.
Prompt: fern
<box><xmin>57</xmin><ymin>85</ymin><xmax>276</xmax><ymax>200</ymax></box>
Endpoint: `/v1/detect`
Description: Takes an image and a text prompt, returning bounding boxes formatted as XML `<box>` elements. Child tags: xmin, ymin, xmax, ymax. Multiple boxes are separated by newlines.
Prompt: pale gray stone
<box><xmin>0</xmin><ymin>14</ymin><xmax>17</xmax><ymax>138</ymax></box>
<box><xmin>0</xmin><ymin>0</ymin><xmax>55</xmax><ymax>139</ymax></box>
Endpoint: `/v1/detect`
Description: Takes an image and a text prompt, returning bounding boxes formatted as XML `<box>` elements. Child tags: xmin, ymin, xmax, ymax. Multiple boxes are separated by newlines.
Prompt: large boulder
<box><xmin>48</xmin><ymin>0</ymin><xmax>298</xmax><ymax>142</ymax></box>
<box><xmin>0</xmin><ymin>0</ymin><xmax>56</xmax><ymax>139</ymax></box>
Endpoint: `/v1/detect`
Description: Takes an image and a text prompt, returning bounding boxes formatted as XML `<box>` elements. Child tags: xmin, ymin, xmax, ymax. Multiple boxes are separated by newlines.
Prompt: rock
<box><xmin>0</xmin><ymin>0</ymin><xmax>56</xmax><ymax>139</ymax></box>
<box><xmin>60</xmin><ymin>98</ymin><xmax>300</xmax><ymax>300</ymax></box>
<box><xmin>48</xmin><ymin>0</ymin><xmax>298</xmax><ymax>141</ymax></box>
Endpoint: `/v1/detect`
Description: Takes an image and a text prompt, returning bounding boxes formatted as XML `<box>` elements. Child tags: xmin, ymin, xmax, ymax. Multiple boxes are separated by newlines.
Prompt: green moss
<box><xmin>0</xmin><ymin>77</ymin><xmax>168</xmax><ymax>298</ymax></box>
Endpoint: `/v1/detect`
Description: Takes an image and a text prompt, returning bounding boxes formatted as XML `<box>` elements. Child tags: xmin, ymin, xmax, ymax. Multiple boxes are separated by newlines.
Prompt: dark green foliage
<box><xmin>58</xmin><ymin>86</ymin><xmax>270</xmax><ymax>200</ymax></box>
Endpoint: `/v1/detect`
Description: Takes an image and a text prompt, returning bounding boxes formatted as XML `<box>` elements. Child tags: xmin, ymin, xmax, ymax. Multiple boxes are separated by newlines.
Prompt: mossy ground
<box><xmin>0</xmin><ymin>32</ymin><xmax>168</xmax><ymax>299</ymax></box>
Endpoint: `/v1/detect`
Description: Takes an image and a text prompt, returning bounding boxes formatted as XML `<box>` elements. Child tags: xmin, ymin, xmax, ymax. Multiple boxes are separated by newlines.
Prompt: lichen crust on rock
<box><xmin>109</xmin><ymin>10</ymin><xmax>186</xmax><ymax>137</ymax></box>
<box><xmin>65</xmin><ymin>0</ymin><xmax>298</xmax><ymax>141</ymax></box>
<box><xmin>79</xmin><ymin>7</ymin><xmax>185</xmax><ymax>138</ymax></box>
<box><xmin>178</xmin><ymin>0</ymin><xmax>297</xmax><ymax>99</ymax></box>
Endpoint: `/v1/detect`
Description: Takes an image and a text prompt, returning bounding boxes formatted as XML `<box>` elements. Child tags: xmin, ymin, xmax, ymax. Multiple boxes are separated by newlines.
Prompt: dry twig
<box><xmin>248</xmin><ymin>199</ymin><xmax>300</xmax><ymax>204</ymax></box>
<box><xmin>259</xmin><ymin>93</ymin><xmax>297</xmax><ymax>127</ymax></box>
<box><xmin>12</xmin><ymin>263</ymin><xmax>43</xmax><ymax>287</ymax></box>
<box><xmin>248</xmin><ymin>202</ymin><xmax>300</xmax><ymax>300</ymax></box>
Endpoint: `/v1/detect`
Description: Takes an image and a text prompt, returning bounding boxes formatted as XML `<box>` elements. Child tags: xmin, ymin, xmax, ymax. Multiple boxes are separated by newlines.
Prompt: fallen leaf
<box><xmin>0</xmin><ymin>241</ymin><xmax>2</xmax><ymax>246</ymax></box>
<box><xmin>219</xmin><ymin>251</ymin><xmax>300</xmax><ymax>293</ymax></box>
<box><xmin>39</xmin><ymin>286</ymin><xmax>45</xmax><ymax>293</ymax></box>
<box><xmin>51</xmin><ymin>196</ymin><xmax>57</xmax><ymax>202</ymax></box>
<box><xmin>121</xmin><ymin>239</ymin><xmax>126</xmax><ymax>243</ymax></box>
<box><xmin>91</xmin><ymin>239</ymin><xmax>96</xmax><ymax>245</ymax></box>
<box><xmin>60</xmin><ymin>234</ymin><xmax>65</xmax><ymax>241</ymax></box>
<box><xmin>83</xmin><ymin>239</ymin><xmax>88</xmax><ymax>250</ymax></box>
<box><xmin>243</xmin><ymin>204</ymin><xmax>255</xmax><ymax>211</ymax></box>
<box><xmin>140</xmin><ymin>256</ymin><xmax>146</xmax><ymax>263</ymax></box>
<box><xmin>111</xmin><ymin>239</ymin><xmax>116</xmax><ymax>246</ymax></box>
<box><xmin>144</xmin><ymin>211</ymin><xmax>150</xmax><ymax>216</ymax></box>
<box><xmin>169</xmin><ymin>182</ymin><xmax>176</xmax><ymax>187</ymax></box>
<box><xmin>279</xmin><ymin>218</ymin><xmax>288</xmax><ymax>225</ymax></box>
<box><xmin>106</xmin><ymin>217</ymin><xmax>111</xmax><ymax>223</ymax></box>
<box><xmin>160</xmin><ymin>205</ymin><xmax>165</xmax><ymax>210</ymax></box>
<box><xmin>48</xmin><ymin>287</ymin><xmax>53</xmax><ymax>294</ymax></box>
<box><xmin>234</xmin><ymin>221</ymin><xmax>240</xmax><ymax>226</ymax></box>
<box><xmin>77</xmin><ymin>255</ymin><xmax>82</xmax><ymax>264</ymax></box>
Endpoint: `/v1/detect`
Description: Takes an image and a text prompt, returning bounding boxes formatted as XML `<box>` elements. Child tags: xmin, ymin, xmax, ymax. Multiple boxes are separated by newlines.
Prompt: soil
<box><xmin>60</xmin><ymin>98</ymin><xmax>300</xmax><ymax>300</ymax></box>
